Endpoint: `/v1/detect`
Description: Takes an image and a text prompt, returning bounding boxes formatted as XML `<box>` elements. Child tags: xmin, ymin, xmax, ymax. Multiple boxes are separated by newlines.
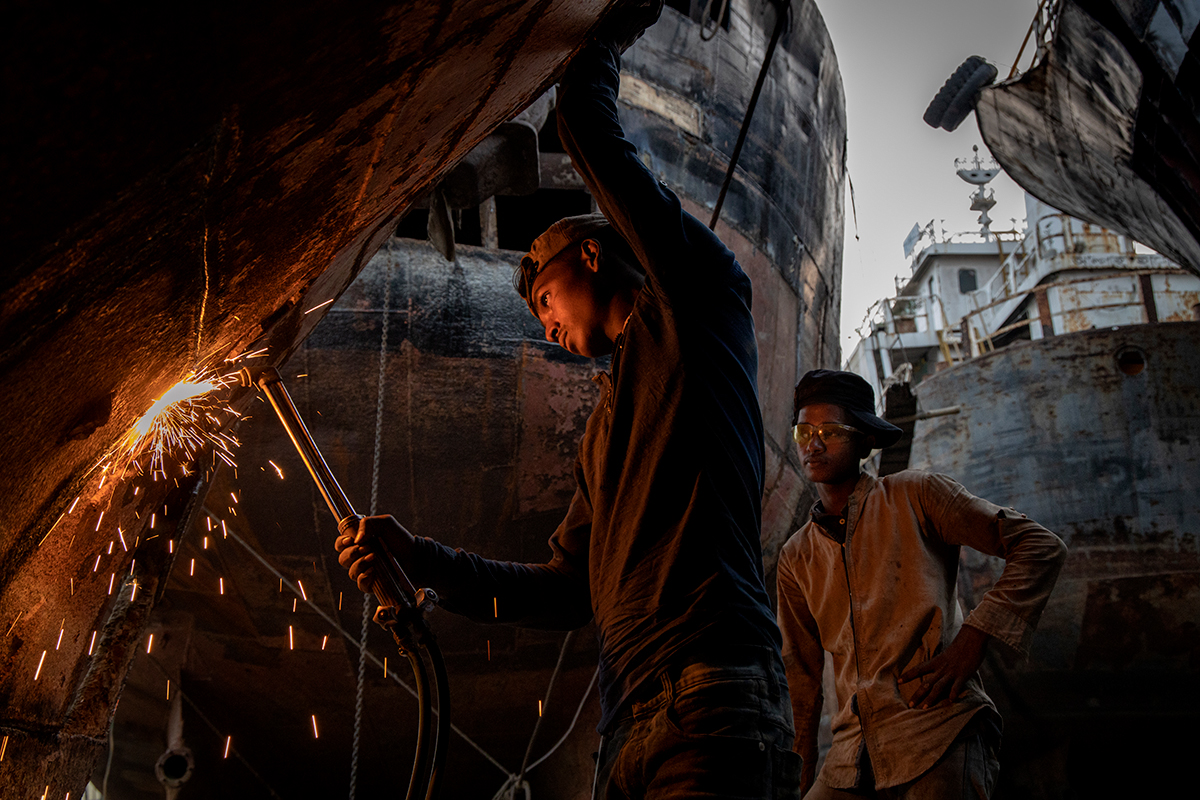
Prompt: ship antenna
<box><xmin>956</xmin><ymin>145</ymin><xmax>1000</xmax><ymax>239</ymax></box>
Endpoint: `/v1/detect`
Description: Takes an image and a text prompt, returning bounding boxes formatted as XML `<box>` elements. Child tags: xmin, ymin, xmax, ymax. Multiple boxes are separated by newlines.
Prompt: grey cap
<box><xmin>514</xmin><ymin>213</ymin><xmax>610</xmax><ymax>317</ymax></box>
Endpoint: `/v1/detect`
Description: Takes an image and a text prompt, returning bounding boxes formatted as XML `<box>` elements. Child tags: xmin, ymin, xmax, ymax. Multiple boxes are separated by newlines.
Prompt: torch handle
<box><xmin>253</xmin><ymin>367</ymin><xmax>419</xmax><ymax>609</ymax></box>
<box><xmin>336</xmin><ymin>516</ymin><xmax>420</xmax><ymax>608</ymax></box>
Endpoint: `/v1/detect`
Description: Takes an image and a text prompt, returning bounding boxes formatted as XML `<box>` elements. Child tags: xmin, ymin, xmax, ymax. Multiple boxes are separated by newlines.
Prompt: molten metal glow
<box><xmin>133</xmin><ymin>379</ymin><xmax>215</xmax><ymax>438</ymax></box>
<box><xmin>115</xmin><ymin>370</ymin><xmax>240</xmax><ymax>479</ymax></box>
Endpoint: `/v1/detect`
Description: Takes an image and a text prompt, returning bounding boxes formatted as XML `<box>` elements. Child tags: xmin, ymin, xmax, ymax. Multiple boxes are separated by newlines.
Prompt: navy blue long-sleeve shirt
<box><xmin>407</xmin><ymin>40</ymin><xmax>782</xmax><ymax>731</ymax></box>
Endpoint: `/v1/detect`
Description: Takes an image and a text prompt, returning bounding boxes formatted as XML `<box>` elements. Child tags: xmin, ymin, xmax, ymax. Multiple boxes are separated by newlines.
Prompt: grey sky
<box><xmin>817</xmin><ymin>0</ymin><xmax>1039</xmax><ymax>356</ymax></box>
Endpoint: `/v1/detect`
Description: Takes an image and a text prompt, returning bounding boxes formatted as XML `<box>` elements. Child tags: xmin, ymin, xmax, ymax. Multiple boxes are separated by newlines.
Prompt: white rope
<box><xmin>349</xmin><ymin>593</ymin><xmax>371</xmax><ymax>800</ymax></box>
<box><xmin>370</xmin><ymin>260</ymin><xmax>393</xmax><ymax>518</ymax></box>
<box><xmin>525</xmin><ymin>665</ymin><xmax>598</xmax><ymax>773</ymax></box>
<box><xmin>491</xmin><ymin>660</ymin><xmax>600</xmax><ymax>800</ymax></box>
<box><xmin>512</xmin><ymin>631</ymin><xmax>573</xmax><ymax>797</ymax></box>
<box><xmin>350</xmin><ymin>260</ymin><xmax>394</xmax><ymax>799</ymax></box>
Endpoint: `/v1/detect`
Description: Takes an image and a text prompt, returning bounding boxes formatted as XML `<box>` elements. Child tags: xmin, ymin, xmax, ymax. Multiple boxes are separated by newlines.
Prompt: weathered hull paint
<box><xmin>975</xmin><ymin>0</ymin><xmax>1200</xmax><ymax>275</ymax></box>
<box><xmin>910</xmin><ymin>321</ymin><xmax>1200</xmax><ymax>794</ymax></box>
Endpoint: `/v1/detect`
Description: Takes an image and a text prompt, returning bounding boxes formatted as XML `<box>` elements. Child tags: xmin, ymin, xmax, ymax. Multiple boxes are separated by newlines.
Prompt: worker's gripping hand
<box><xmin>899</xmin><ymin>625</ymin><xmax>990</xmax><ymax>709</ymax></box>
<box><xmin>595</xmin><ymin>0</ymin><xmax>663</xmax><ymax>54</ymax></box>
<box><xmin>334</xmin><ymin>515</ymin><xmax>416</xmax><ymax>593</ymax></box>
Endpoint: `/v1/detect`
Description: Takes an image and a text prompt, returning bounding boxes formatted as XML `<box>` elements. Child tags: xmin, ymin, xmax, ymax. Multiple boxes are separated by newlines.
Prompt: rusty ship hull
<box><xmin>909</xmin><ymin>321</ymin><xmax>1200</xmax><ymax>796</ymax></box>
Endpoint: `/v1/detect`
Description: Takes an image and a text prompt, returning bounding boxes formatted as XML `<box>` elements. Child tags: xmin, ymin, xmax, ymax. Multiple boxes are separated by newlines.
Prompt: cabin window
<box><xmin>958</xmin><ymin>269</ymin><xmax>977</xmax><ymax>293</ymax></box>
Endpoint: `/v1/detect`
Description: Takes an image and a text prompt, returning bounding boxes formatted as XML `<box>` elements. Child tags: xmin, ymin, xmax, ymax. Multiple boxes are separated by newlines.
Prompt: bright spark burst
<box><xmin>110</xmin><ymin>370</ymin><xmax>242</xmax><ymax>481</ymax></box>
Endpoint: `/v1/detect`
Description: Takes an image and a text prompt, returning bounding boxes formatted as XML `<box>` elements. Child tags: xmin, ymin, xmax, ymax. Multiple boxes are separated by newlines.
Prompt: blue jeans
<box><xmin>592</xmin><ymin>647</ymin><xmax>802</xmax><ymax>799</ymax></box>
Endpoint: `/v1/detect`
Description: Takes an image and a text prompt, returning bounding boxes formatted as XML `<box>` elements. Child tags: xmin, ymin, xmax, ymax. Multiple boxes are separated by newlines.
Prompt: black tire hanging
<box><xmin>922</xmin><ymin>55</ymin><xmax>998</xmax><ymax>132</ymax></box>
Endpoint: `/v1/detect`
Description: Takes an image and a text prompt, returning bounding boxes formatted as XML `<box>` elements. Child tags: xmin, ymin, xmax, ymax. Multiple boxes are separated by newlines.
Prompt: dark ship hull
<box><xmin>0</xmin><ymin>0</ymin><xmax>620</xmax><ymax>795</ymax></box>
<box><xmin>975</xmin><ymin>0</ymin><xmax>1200</xmax><ymax>275</ymax></box>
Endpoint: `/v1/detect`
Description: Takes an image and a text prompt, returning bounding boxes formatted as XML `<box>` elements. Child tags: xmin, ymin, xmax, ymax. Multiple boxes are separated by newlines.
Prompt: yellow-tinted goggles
<box><xmin>792</xmin><ymin>422</ymin><xmax>860</xmax><ymax>446</ymax></box>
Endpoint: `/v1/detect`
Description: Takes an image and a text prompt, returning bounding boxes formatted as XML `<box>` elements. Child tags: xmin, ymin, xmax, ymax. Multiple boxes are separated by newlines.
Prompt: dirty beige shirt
<box><xmin>776</xmin><ymin>470</ymin><xmax>1066</xmax><ymax>790</ymax></box>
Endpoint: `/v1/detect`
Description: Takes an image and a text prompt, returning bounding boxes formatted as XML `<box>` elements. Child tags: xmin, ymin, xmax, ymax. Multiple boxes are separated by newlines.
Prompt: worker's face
<box><xmin>795</xmin><ymin>403</ymin><xmax>869</xmax><ymax>485</ymax></box>
<box><xmin>530</xmin><ymin>240</ymin><xmax>612</xmax><ymax>358</ymax></box>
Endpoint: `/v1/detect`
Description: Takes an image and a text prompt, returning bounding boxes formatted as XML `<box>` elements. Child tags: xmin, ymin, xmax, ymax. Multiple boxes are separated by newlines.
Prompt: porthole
<box><xmin>1115</xmin><ymin>346</ymin><xmax>1146</xmax><ymax>376</ymax></box>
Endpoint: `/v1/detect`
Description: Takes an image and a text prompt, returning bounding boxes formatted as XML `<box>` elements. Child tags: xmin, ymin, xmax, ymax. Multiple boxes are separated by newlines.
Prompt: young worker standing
<box><xmin>777</xmin><ymin>369</ymin><xmax>1066</xmax><ymax>799</ymax></box>
<box><xmin>337</xmin><ymin>5</ymin><xmax>801</xmax><ymax>797</ymax></box>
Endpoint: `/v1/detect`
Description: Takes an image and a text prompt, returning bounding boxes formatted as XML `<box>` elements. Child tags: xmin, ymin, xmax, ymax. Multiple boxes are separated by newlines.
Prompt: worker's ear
<box><xmin>579</xmin><ymin>238</ymin><xmax>603</xmax><ymax>273</ymax></box>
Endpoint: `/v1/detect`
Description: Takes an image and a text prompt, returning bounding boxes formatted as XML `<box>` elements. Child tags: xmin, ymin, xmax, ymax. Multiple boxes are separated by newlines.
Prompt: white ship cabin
<box><xmin>847</xmin><ymin>159</ymin><xmax>1200</xmax><ymax>404</ymax></box>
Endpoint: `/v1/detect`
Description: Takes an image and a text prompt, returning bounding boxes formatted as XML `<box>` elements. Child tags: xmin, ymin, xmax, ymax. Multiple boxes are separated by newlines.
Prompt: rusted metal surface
<box><xmin>974</xmin><ymin>0</ymin><xmax>1200</xmax><ymax>275</ymax></box>
<box><xmin>0</xmin><ymin>2</ymin><xmax>620</xmax><ymax>794</ymax></box>
<box><xmin>910</xmin><ymin>322</ymin><xmax>1200</xmax><ymax>794</ymax></box>
<box><xmin>624</xmin><ymin>4</ymin><xmax>847</xmax><ymax>575</ymax></box>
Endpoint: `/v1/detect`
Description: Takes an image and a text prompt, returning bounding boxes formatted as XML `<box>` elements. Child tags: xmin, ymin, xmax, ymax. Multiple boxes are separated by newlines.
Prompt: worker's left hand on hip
<box><xmin>898</xmin><ymin>624</ymin><xmax>990</xmax><ymax>709</ymax></box>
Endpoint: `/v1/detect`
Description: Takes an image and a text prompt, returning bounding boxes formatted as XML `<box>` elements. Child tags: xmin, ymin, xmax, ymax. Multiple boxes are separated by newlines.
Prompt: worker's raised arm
<box><xmin>556</xmin><ymin>28</ymin><xmax>742</xmax><ymax>300</ymax></box>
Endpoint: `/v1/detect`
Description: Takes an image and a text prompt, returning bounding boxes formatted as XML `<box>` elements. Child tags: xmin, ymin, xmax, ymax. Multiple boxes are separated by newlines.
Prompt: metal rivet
<box><xmin>758</xmin><ymin>741</ymin><xmax>766</xmax><ymax>751</ymax></box>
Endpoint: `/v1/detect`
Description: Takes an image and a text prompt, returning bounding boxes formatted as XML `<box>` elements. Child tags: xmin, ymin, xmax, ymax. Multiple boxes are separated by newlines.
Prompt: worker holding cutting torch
<box><xmin>337</xmin><ymin>4</ymin><xmax>801</xmax><ymax>797</ymax></box>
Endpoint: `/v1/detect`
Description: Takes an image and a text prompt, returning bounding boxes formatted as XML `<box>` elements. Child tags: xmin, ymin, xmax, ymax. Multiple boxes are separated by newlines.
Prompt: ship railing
<box><xmin>854</xmin><ymin>293</ymin><xmax>966</xmax><ymax>374</ymax></box>
<box><xmin>959</xmin><ymin>267</ymin><xmax>1191</xmax><ymax>357</ymax></box>
<box><xmin>971</xmin><ymin>214</ymin><xmax>1142</xmax><ymax>329</ymax></box>
<box><xmin>1007</xmin><ymin>0</ymin><xmax>1062</xmax><ymax>80</ymax></box>
<box><xmin>972</xmin><ymin>232</ymin><xmax>1037</xmax><ymax>332</ymax></box>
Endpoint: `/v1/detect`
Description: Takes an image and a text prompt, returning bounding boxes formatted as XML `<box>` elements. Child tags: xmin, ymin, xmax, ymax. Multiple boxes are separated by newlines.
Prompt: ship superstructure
<box><xmin>848</xmin><ymin>150</ymin><xmax>1198</xmax><ymax>401</ymax></box>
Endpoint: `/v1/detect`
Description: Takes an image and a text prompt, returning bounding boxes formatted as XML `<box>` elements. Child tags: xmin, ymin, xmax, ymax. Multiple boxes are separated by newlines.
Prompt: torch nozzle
<box><xmin>237</xmin><ymin>365</ymin><xmax>276</xmax><ymax>389</ymax></box>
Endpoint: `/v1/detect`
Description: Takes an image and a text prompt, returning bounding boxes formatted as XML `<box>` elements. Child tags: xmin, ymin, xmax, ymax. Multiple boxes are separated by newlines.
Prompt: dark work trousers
<box><xmin>591</xmin><ymin>647</ymin><xmax>802</xmax><ymax>799</ymax></box>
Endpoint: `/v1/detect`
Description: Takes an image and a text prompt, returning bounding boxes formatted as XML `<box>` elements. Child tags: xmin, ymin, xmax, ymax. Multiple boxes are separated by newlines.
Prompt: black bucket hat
<box><xmin>792</xmin><ymin>369</ymin><xmax>903</xmax><ymax>448</ymax></box>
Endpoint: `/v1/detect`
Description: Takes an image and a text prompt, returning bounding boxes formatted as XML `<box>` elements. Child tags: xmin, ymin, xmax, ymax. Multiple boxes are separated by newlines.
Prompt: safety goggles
<box><xmin>792</xmin><ymin>422</ymin><xmax>860</xmax><ymax>446</ymax></box>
